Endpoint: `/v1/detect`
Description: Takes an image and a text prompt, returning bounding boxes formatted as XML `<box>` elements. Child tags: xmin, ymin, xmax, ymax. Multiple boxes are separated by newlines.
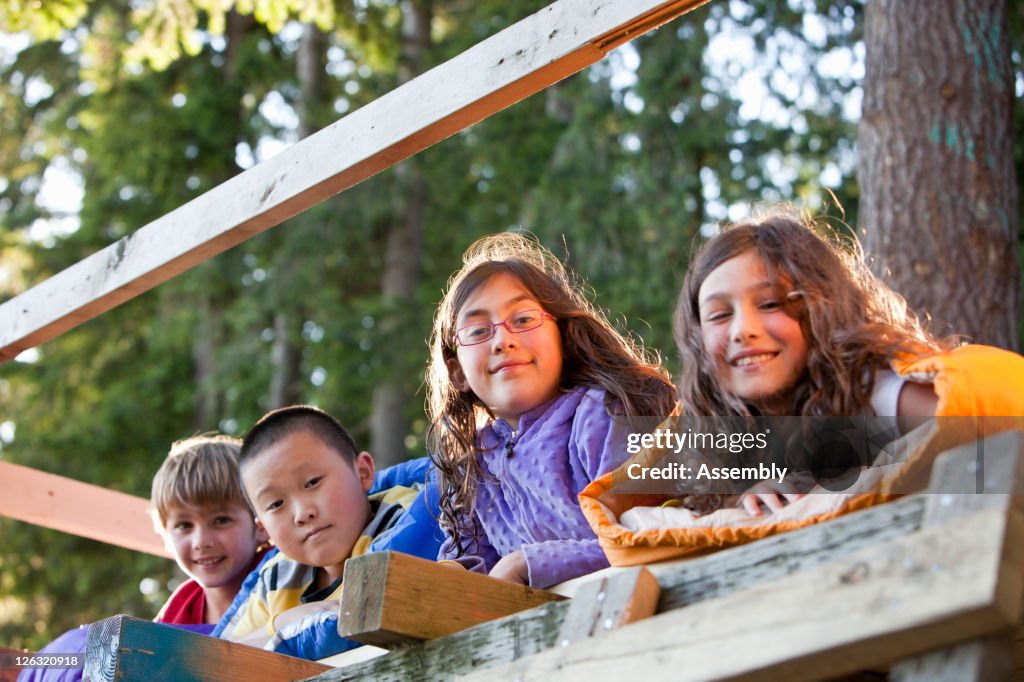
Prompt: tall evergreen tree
<box><xmin>859</xmin><ymin>0</ymin><xmax>1019</xmax><ymax>348</ymax></box>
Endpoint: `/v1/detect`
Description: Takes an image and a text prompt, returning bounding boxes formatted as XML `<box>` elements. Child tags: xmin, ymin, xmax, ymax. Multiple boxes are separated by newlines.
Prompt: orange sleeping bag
<box><xmin>579</xmin><ymin>345</ymin><xmax>1024</xmax><ymax>567</ymax></box>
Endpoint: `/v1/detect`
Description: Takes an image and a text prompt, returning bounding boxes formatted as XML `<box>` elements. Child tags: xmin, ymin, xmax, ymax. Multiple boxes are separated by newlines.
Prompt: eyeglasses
<box><xmin>454</xmin><ymin>309</ymin><xmax>555</xmax><ymax>347</ymax></box>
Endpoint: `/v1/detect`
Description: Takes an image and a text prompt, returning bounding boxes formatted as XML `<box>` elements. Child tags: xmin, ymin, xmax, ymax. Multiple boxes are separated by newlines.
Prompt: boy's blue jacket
<box><xmin>213</xmin><ymin>457</ymin><xmax>442</xmax><ymax>660</ymax></box>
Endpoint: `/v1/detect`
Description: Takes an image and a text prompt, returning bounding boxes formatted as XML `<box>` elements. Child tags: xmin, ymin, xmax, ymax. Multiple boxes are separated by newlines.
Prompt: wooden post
<box><xmin>555</xmin><ymin>567</ymin><xmax>660</xmax><ymax>647</ymax></box>
<box><xmin>888</xmin><ymin>430</ymin><xmax>1024</xmax><ymax>681</ymax></box>
<box><xmin>83</xmin><ymin>615</ymin><xmax>331</xmax><ymax>681</ymax></box>
<box><xmin>338</xmin><ymin>551</ymin><xmax>565</xmax><ymax>647</ymax></box>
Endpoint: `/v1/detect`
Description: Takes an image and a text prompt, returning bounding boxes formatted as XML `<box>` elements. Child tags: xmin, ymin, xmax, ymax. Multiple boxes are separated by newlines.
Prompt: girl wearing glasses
<box><xmin>425</xmin><ymin>233</ymin><xmax>675</xmax><ymax>587</ymax></box>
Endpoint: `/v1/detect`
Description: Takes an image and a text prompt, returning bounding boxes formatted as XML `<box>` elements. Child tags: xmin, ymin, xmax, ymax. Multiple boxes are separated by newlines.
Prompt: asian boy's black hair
<box><xmin>240</xmin><ymin>405</ymin><xmax>359</xmax><ymax>468</ymax></box>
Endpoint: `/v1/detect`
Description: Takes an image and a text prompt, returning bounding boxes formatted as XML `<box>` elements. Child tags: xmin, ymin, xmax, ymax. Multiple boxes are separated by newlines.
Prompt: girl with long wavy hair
<box><xmin>674</xmin><ymin>208</ymin><xmax>1024</xmax><ymax>515</ymax></box>
<box><xmin>676</xmin><ymin>209</ymin><xmax>947</xmax><ymax>419</ymax></box>
<box><xmin>426</xmin><ymin>233</ymin><xmax>675</xmax><ymax>587</ymax></box>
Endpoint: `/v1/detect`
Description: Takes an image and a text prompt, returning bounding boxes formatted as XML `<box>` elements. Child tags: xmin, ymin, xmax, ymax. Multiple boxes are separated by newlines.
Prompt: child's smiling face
<box><xmin>449</xmin><ymin>272</ymin><xmax>563</xmax><ymax>424</ymax></box>
<box><xmin>698</xmin><ymin>250</ymin><xmax>808</xmax><ymax>415</ymax></box>
<box><xmin>163</xmin><ymin>502</ymin><xmax>265</xmax><ymax>592</ymax></box>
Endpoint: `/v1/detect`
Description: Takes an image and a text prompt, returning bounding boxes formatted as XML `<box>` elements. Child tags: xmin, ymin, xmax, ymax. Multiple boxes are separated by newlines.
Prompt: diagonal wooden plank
<box><xmin>0</xmin><ymin>0</ymin><xmax>710</xmax><ymax>363</ymax></box>
<box><xmin>0</xmin><ymin>461</ymin><xmax>169</xmax><ymax>558</ymax></box>
<box><xmin>0</xmin><ymin>647</ymin><xmax>31</xmax><ymax>682</ymax></box>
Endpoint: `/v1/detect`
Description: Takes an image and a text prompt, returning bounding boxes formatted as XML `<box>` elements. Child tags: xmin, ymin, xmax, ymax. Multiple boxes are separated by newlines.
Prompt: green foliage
<box><xmin>0</xmin><ymin>0</ymin><xmax>87</xmax><ymax>39</ymax></box>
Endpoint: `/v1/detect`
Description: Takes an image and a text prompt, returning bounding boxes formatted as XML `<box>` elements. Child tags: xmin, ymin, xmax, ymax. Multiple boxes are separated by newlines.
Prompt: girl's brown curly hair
<box><xmin>426</xmin><ymin>233</ymin><xmax>676</xmax><ymax>555</ymax></box>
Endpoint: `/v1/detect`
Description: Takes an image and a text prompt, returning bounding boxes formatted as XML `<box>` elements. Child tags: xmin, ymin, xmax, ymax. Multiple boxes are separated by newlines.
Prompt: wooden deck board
<box><xmin>305</xmin><ymin>496</ymin><xmax>927</xmax><ymax>681</ymax></box>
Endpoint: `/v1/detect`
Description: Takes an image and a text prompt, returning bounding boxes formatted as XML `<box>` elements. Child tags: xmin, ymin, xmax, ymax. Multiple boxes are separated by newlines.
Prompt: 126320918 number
<box><xmin>1</xmin><ymin>652</ymin><xmax>84</xmax><ymax>669</ymax></box>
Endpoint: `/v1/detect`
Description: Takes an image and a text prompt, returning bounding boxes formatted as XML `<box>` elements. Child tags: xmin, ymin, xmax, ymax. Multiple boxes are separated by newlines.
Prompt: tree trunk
<box><xmin>192</xmin><ymin>10</ymin><xmax>258</xmax><ymax>428</ymax></box>
<box><xmin>268</xmin><ymin>311</ymin><xmax>302</xmax><ymax>408</ymax></box>
<box><xmin>193</xmin><ymin>293</ymin><xmax>223</xmax><ymax>429</ymax></box>
<box><xmin>297</xmin><ymin>23</ymin><xmax>328</xmax><ymax>140</ymax></box>
<box><xmin>859</xmin><ymin>0</ymin><xmax>1019</xmax><ymax>349</ymax></box>
<box><xmin>370</xmin><ymin>0</ymin><xmax>431</xmax><ymax>467</ymax></box>
<box><xmin>266</xmin><ymin>23</ymin><xmax>328</xmax><ymax>410</ymax></box>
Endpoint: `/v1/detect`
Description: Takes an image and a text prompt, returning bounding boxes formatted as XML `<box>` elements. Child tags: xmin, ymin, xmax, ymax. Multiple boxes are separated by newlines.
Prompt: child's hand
<box><xmin>488</xmin><ymin>550</ymin><xmax>529</xmax><ymax>585</ymax></box>
<box><xmin>738</xmin><ymin>479</ymin><xmax>805</xmax><ymax>517</ymax></box>
<box><xmin>436</xmin><ymin>559</ymin><xmax>467</xmax><ymax>571</ymax></box>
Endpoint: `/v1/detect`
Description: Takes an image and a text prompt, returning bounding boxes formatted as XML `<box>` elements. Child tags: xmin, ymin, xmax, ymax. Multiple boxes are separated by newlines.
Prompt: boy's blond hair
<box><xmin>150</xmin><ymin>434</ymin><xmax>250</xmax><ymax>533</ymax></box>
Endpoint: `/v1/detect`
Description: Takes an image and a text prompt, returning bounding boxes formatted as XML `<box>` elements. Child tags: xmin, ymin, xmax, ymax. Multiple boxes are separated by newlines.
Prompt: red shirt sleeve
<box><xmin>154</xmin><ymin>578</ymin><xmax>206</xmax><ymax>625</ymax></box>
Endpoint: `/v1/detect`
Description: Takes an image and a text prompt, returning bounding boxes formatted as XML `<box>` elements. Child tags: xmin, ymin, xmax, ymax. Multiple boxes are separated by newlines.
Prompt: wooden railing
<box><xmin>314</xmin><ymin>430</ymin><xmax>1024</xmax><ymax>681</ymax></box>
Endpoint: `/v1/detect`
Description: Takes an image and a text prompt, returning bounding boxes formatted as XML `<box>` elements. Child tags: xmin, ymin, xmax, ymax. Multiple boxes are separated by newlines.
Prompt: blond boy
<box><xmin>150</xmin><ymin>435</ymin><xmax>268</xmax><ymax>625</ymax></box>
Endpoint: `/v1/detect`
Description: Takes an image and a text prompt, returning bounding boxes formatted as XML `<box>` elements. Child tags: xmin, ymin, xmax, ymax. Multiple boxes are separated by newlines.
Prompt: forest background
<box><xmin>0</xmin><ymin>0</ymin><xmax>1021</xmax><ymax>648</ymax></box>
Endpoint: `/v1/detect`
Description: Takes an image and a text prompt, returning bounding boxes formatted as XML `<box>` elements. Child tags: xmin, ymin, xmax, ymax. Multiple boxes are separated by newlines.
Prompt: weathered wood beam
<box><xmin>647</xmin><ymin>491</ymin><xmax>925</xmax><ymax>613</ymax></box>
<box><xmin>460</xmin><ymin>511</ymin><xmax>1023</xmax><ymax>681</ymax></box>
<box><xmin>888</xmin><ymin>632</ymin><xmax>1016</xmax><ymax>682</ymax></box>
<box><xmin>305</xmin><ymin>495</ymin><xmax>926</xmax><ymax>681</ymax></box>
<box><xmin>338</xmin><ymin>551</ymin><xmax>565</xmax><ymax>647</ymax></box>
<box><xmin>84</xmin><ymin>615</ymin><xmax>331</xmax><ymax>681</ymax></box>
<box><xmin>459</xmin><ymin>433</ymin><xmax>1024</xmax><ymax>682</ymax></box>
<box><xmin>0</xmin><ymin>461</ymin><xmax>169</xmax><ymax>558</ymax></box>
<box><xmin>0</xmin><ymin>0</ymin><xmax>710</xmax><ymax>363</ymax></box>
<box><xmin>889</xmin><ymin>430</ymin><xmax>1024</xmax><ymax>681</ymax></box>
